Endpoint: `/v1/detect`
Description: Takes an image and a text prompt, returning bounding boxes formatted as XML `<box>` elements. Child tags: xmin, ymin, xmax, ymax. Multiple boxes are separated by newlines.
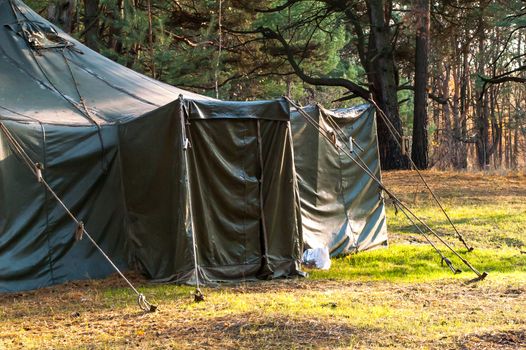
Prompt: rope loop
<box><xmin>138</xmin><ymin>293</ymin><xmax>157</xmax><ymax>312</ymax></box>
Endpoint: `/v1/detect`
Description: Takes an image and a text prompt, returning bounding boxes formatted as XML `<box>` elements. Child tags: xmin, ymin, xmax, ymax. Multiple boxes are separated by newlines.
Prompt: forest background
<box><xmin>25</xmin><ymin>0</ymin><xmax>526</xmax><ymax>170</ymax></box>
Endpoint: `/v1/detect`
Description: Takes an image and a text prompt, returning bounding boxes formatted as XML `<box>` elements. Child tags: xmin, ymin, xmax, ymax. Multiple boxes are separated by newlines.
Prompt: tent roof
<box><xmin>0</xmin><ymin>0</ymin><xmax>211</xmax><ymax>126</ymax></box>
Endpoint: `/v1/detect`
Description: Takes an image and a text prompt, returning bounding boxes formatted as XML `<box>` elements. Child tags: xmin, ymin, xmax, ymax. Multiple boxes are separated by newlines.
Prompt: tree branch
<box><xmin>255</xmin><ymin>0</ymin><xmax>301</xmax><ymax>13</ymax></box>
<box><xmin>257</xmin><ymin>27</ymin><xmax>370</xmax><ymax>100</ymax></box>
<box><xmin>397</xmin><ymin>85</ymin><xmax>448</xmax><ymax>105</ymax></box>
<box><xmin>479</xmin><ymin>65</ymin><xmax>526</xmax><ymax>99</ymax></box>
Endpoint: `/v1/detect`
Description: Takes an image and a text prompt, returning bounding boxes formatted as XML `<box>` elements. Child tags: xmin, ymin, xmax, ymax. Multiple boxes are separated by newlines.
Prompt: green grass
<box><xmin>310</xmin><ymin>244</ymin><xmax>526</xmax><ymax>282</ymax></box>
<box><xmin>386</xmin><ymin>204</ymin><xmax>526</xmax><ymax>249</ymax></box>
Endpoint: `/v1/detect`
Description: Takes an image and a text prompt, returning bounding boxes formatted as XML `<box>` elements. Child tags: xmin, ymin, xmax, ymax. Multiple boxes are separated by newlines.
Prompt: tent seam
<box><xmin>39</xmin><ymin>122</ymin><xmax>56</xmax><ymax>284</ymax></box>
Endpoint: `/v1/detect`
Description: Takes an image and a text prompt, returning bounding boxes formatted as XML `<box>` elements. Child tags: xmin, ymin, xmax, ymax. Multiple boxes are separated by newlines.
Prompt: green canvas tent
<box><xmin>0</xmin><ymin>0</ymin><xmax>303</xmax><ymax>292</ymax></box>
<box><xmin>0</xmin><ymin>0</ymin><xmax>387</xmax><ymax>293</ymax></box>
<box><xmin>119</xmin><ymin>98</ymin><xmax>304</xmax><ymax>284</ymax></box>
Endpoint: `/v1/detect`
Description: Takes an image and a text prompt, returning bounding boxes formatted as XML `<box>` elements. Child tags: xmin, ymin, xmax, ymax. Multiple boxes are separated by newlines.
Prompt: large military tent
<box><xmin>0</xmin><ymin>0</ymin><xmax>303</xmax><ymax>292</ymax></box>
<box><xmin>0</xmin><ymin>0</ymin><xmax>386</xmax><ymax>293</ymax></box>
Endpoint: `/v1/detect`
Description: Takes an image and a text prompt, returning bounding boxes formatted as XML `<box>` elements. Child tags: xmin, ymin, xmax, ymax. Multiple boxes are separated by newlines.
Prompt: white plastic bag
<box><xmin>302</xmin><ymin>246</ymin><xmax>331</xmax><ymax>270</ymax></box>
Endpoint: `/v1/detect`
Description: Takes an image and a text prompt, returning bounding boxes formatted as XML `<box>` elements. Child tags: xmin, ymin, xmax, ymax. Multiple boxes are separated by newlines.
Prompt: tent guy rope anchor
<box><xmin>0</xmin><ymin>122</ymin><xmax>158</xmax><ymax>312</ymax></box>
<box><xmin>284</xmin><ymin>96</ymin><xmax>488</xmax><ymax>282</ymax></box>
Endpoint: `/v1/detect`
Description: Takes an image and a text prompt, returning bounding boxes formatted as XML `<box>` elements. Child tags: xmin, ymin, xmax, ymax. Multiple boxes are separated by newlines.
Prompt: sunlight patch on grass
<box><xmin>309</xmin><ymin>244</ymin><xmax>526</xmax><ymax>282</ymax></box>
<box><xmin>386</xmin><ymin>203</ymin><xmax>526</xmax><ymax>249</ymax></box>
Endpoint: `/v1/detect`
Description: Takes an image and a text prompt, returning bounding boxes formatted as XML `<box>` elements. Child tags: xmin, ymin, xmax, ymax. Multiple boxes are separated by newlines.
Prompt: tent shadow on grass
<box><xmin>80</xmin><ymin>312</ymin><xmax>380</xmax><ymax>349</ymax></box>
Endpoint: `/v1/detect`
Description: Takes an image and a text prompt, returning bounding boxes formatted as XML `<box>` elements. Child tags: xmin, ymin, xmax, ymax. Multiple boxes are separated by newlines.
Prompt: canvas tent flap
<box><xmin>291</xmin><ymin>104</ymin><xmax>388</xmax><ymax>256</ymax></box>
<box><xmin>118</xmin><ymin>100</ymin><xmax>195</xmax><ymax>282</ymax></box>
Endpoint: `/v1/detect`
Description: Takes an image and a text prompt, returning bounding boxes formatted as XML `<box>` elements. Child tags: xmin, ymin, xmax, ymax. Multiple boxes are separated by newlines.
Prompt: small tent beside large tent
<box><xmin>291</xmin><ymin>105</ymin><xmax>387</xmax><ymax>256</ymax></box>
<box><xmin>0</xmin><ymin>0</ymin><xmax>387</xmax><ymax>292</ymax></box>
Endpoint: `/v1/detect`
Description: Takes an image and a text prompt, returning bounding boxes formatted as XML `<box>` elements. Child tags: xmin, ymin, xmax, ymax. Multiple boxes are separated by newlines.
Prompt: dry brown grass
<box><xmin>382</xmin><ymin>170</ymin><xmax>526</xmax><ymax>203</ymax></box>
<box><xmin>1</xmin><ymin>273</ymin><xmax>525</xmax><ymax>349</ymax></box>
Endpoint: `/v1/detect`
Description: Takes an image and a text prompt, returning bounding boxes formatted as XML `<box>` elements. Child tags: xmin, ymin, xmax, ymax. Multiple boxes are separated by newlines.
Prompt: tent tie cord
<box><xmin>442</xmin><ymin>257</ymin><xmax>462</xmax><ymax>274</ymax></box>
<box><xmin>367</xmin><ymin>97</ymin><xmax>474</xmax><ymax>252</ymax></box>
<box><xmin>391</xmin><ymin>196</ymin><xmax>400</xmax><ymax>216</ymax></box>
<box><xmin>0</xmin><ymin>122</ymin><xmax>157</xmax><ymax>313</ymax></box>
<box><xmin>394</xmin><ymin>195</ymin><xmax>463</xmax><ymax>275</ymax></box>
<box><xmin>74</xmin><ymin>221</ymin><xmax>84</xmax><ymax>241</ymax></box>
<box><xmin>284</xmin><ymin>96</ymin><xmax>487</xmax><ymax>281</ymax></box>
<box><xmin>178</xmin><ymin>96</ymin><xmax>204</xmax><ymax>302</ymax></box>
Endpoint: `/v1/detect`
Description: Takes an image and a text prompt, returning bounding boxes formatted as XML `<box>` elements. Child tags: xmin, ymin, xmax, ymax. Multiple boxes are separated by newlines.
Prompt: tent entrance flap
<box><xmin>185</xmin><ymin>99</ymin><xmax>303</xmax><ymax>283</ymax></box>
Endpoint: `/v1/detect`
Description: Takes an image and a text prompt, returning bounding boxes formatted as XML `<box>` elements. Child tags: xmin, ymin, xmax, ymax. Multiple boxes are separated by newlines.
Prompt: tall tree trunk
<box><xmin>367</xmin><ymin>0</ymin><xmax>408</xmax><ymax>170</ymax></box>
<box><xmin>512</xmin><ymin>127</ymin><xmax>519</xmax><ymax>169</ymax></box>
<box><xmin>411</xmin><ymin>0</ymin><xmax>430</xmax><ymax>169</ymax></box>
<box><xmin>108</xmin><ymin>0</ymin><xmax>124</xmax><ymax>54</ymax></box>
<box><xmin>147</xmin><ymin>0</ymin><xmax>156</xmax><ymax>78</ymax></box>
<box><xmin>475</xmin><ymin>6</ymin><xmax>490</xmax><ymax>169</ymax></box>
<box><xmin>489</xmin><ymin>87</ymin><xmax>501</xmax><ymax>167</ymax></box>
<box><xmin>84</xmin><ymin>0</ymin><xmax>99</xmax><ymax>51</ymax></box>
<box><xmin>451</xmin><ymin>47</ymin><xmax>467</xmax><ymax>170</ymax></box>
<box><xmin>458</xmin><ymin>42</ymin><xmax>469</xmax><ymax>169</ymax></box>
<box><xmin>47</xmin><ymin>0</ymin><xmax>77</xmax><ymax>33</ymax></box>
<box><xmin>441</xmin><ymin>63</ymin><xmax>452</xmax><ymax>168</ymax></box>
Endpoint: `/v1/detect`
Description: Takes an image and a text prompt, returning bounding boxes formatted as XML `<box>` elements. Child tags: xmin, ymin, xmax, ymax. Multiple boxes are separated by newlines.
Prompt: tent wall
<box><xmin>0</xmin><ymin>121</ymin><xmax>128</xmax><ymax>292</ymax></box>
<box><xmin>118</xmin><ymin>101</ymin><xmax>195</xmax><ymax>282</ymax></box>
<box><xmin>291</xmin><ymin>105</ymin><xmax>388</xmax><ymax>256</ymax></box>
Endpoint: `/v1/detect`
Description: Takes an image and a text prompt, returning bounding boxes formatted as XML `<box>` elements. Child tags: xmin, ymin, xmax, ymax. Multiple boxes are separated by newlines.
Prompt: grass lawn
<box><xmin>1</xmin><ymin>171</ymin><xmax>525</xmax><ymax>349</ymax></box>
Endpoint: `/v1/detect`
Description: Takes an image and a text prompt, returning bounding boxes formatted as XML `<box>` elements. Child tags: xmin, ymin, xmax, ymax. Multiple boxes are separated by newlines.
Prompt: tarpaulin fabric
<box><xmin>0</xmin><ymin>120</ymin><xmax>128</xmax><ymax>292</ymax></box>
<box><xmin>291</xmin><ymin>105</ymin><xmax>388</xmax><ymax>256</ymax></box>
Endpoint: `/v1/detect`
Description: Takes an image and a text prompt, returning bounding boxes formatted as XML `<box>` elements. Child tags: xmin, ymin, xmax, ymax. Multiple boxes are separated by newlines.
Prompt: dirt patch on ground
<box><xmin>459</xmin><ymin>329</ymin><xmax>526</xmax><ymax>350</ymax></box>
